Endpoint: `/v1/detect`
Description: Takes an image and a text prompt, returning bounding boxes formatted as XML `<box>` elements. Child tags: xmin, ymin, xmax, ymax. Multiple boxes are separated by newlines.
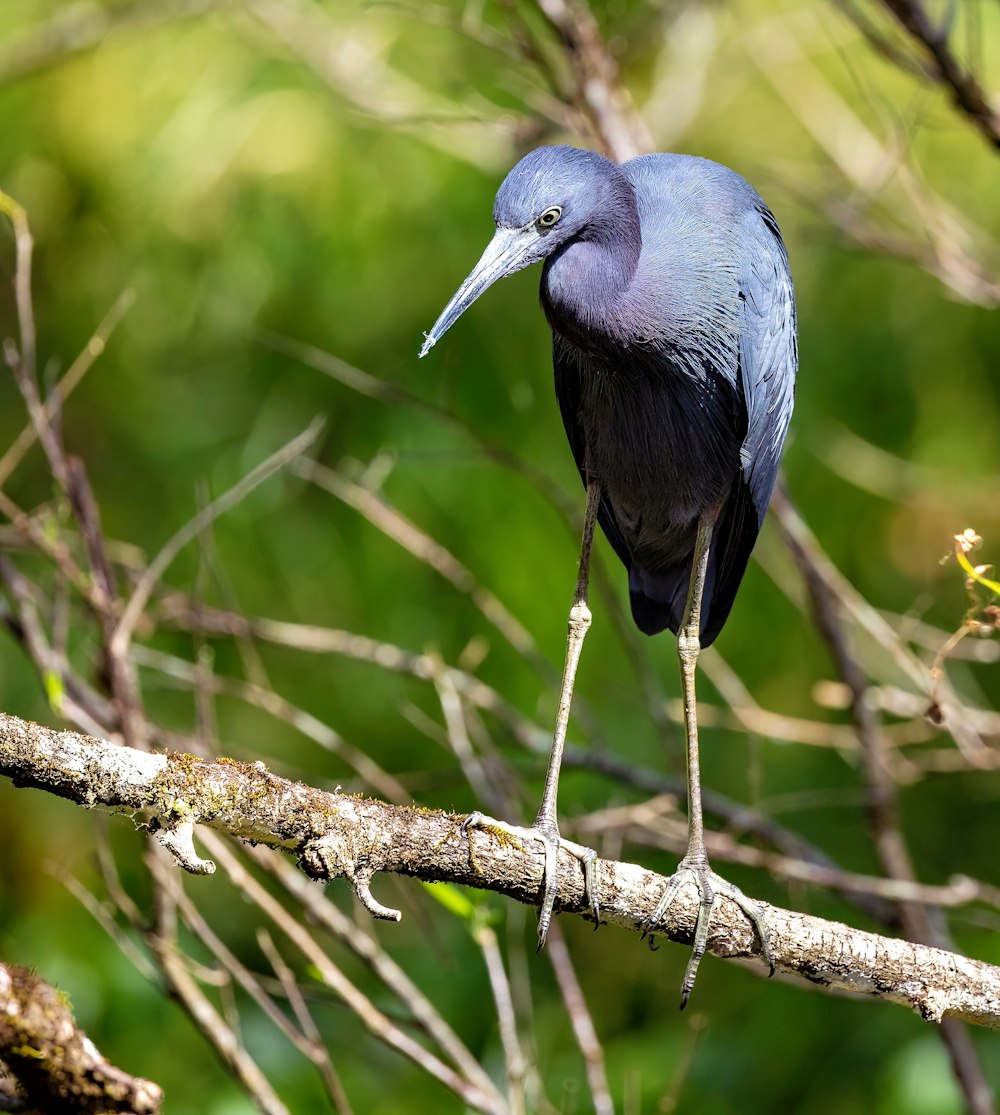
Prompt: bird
<box><xmin>420</xmin><ymin>144</ymin><xmax>796</xmax><ymax>1005</ymax></box>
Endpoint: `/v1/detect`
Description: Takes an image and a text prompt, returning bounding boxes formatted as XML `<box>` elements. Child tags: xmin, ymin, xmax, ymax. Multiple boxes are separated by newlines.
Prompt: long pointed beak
<box><xmin>419</xmin><ymin>226</ymin><xmax>540</xmax><ymax>357</ymax></box>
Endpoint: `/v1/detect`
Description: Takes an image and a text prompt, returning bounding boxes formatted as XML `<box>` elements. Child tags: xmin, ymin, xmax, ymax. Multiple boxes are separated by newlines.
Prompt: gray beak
<box><xmin>419</xmin><ymin>226</ymin><xmax>541</xmax><ymax>357</ymax></box>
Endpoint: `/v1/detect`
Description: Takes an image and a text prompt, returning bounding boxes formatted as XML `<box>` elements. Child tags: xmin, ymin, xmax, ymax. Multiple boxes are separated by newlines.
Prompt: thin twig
<box><xmin>474</xmin><ymin>923</ymin><xmax>527</xmax><ymax>1115</ymax></box>
<box><xmin>0</xmin><ymin>288</ymin><xmax>135</xmax><ymax>488</ymax></box>
<box><xmin>544</xmin><ymin>922</ymin><xmax>613</xmax><ymax>1115</ymax></box>
<box><xmin>573</xmin><ymin>795</ymin><xmax>997</xmax><ymax>913</ymax></box>
<box><xmin>531</xmin><ymin>0</ymin><xmax>650</xmax><ymax>161</ymax></box>
<box><xmin>243</xmin><ymin>842</ymin><xmax>506</xmax><ymax>1105</ymax></box>
<box><xmin>174</xmin><ymin>886</ymin><xmax>355</xmax><ymax>1114</ymax></box>
<box><xmin>878</xmin><ymin>0</ymin><xmax>1000</xmax><ymax>150</ymax></box>
<box><xmin>257</xmin><ymin>931</ymin><xmax>354</xmax><ymax>1115</ymax></box>
<box><xmin>158</xmin><ymin>595</ymin><xmax>549</xmax><ymax>751</ymax></box>
<box><xmin>131</xmin><ymin>643</ymin><xmax>408</xmax><ymax>801</ymax></box>
<box><xmin>433</xmin><ymin>658</ymin><xmax>510</xmax><ymax>816</ymax></box>
<box><xmin>781</xmin><ymin>494</ymin><xmax>995</xmax><ymax>1113</ymax></box>
<box><xmin>145</xmin><ymin>869</ymin><xmax>290</xmax><ymax>1115</ymax></box>
<box><xmin>296</xmin><ymin>458</ymin><xmax>546</xmax><ymax>675</ymax></box>
<box><xmin>198</xmin><ymin>834</ymin><xmax>509</xmax><ymax>1115</ymax></box>
<box><xmin>111</xmin><ymin>418</ymin><xmax>324</xmax><ymax>659</ymax></box>
<box><xmin>0</xmin><ymin>192</ymin><xmax>37</xmax><ymax>399</ymax></box>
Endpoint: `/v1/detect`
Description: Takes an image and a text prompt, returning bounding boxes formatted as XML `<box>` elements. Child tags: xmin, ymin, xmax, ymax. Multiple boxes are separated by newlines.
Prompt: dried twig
<box><xmin>257</xmin><ymin>931</ymin><xmax>354</xmax><ymax>1115</ymax></box>
<box><xmin>531</xmin><ymin>0</ymin><xmax>651</xmax><ymax>161</ymax></box>
<box><xmin>877</xmin><ymin>0</ymin><xmax>1000</xmax><ymax>151</ymax></box>
<box><xmin>144</xmin><ymin>862</ymin><xmax>290</xmax><ymax>1115</ymax></box>
<box><xmin>0</xmin><ymin>289</ymin><xmax>134</xmax><ymax>489</ymax></box>
<box><xmin>544</xmin><ymin>923</ymin><xmax>613</xmax><ymax>1115</ymax></box>
<box><xmin>111</xmin><ymin>418</ymin><xmax>324</xmax><ymax>660</ymax></box>
<box><xmin>780</xmin><ymin>495</ymin><xmax>995</xmax><ymax>1113</ymax></box>
<box><xmin>198</xmin><ymin>834</ymin><xmax>508</xmax><ymax>1114</ymax></box>
<box><xmin>242</xmin><ymin>842</ymin><xmax>503</xmax><ymax>1104</ymax></box>
<box><xmin>474</xmin><ymin>922</ymin><xmax>527</xmax><ymax>1115</ymax></box>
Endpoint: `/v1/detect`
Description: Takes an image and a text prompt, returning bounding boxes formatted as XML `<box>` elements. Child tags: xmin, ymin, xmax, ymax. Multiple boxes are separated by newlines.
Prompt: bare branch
<box><xmin>198</xmin><ymin>835</ymin><xmax>508</xmax><ymax>1115</ymax></box>
<box><xmin>780</xmin><ymin>493</ymin><xmax>996</xmax><ymax>1112</ymax></box>
<box><xmin>4</xmin><ymin>712</ymin><xmax>1000</xmax><ymax>1030</ymax></box>
<box><xmin>145</xmin><ymin>877</ymin><xmax>291</xmax><ymax>1115</ymax></box>
<box><xmin>474</xmin><ymin>923</ymin><xmax>527</xmax><ymax>1114</ymax></box>
<box><xmin>131</xmin><ymin>643</ymin><xmax>409</xmax><ymax>801</ymax></box>
<box><xmin>0</xmin><ymin>192</ymin><xmax>37</xmax><ymax>394</ymax></box>
<box><xmin>296</xmin><ymin>459</ymin><xmax>546</xmax><ymax>675</ymax></box>
<box><xmin>877</xmin><ymin>0</ymin><xmax>1000</xmax><ymax>151</ymax></box>
<box><xmin>243</xmin><ymin>842</ymin><xmax>505</xmax><ymax>1106</ymax></box>
<box><xmin>256</xmin><ymin>931</ymin><xmax>355</xmax><ymax>1115</ymax></box>
<box><xmin>532</xmin><ymin>0</ymin><xmax>650</xmax><ymax>161</ymax></box>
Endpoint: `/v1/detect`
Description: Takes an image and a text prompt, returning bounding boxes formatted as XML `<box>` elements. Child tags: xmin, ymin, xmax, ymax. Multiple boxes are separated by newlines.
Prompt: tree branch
<box><xmin>532</xmin><ymin>0</ymin><xmax>652</xmax><ymax>162</ymax></box>
<box><xmin>0</xmin><ymin>963</ymin><xmax>162</xmax><ymax>1114</ymax></box>
<box><xmin>3</xmin><ymin>711</ymin><xmax>999</xmax><ymax>1030</ymax></box>
<box><xmin>878</xmin><ymin>0</ymin><xmax>1000</xmax><ymax>152</ymax></box>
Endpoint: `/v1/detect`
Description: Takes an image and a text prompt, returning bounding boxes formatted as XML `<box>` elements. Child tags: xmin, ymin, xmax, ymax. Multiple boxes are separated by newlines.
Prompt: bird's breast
<box><xmin>572</xmin><ymin>345</ymin><xmax>745</xmax><ymax>567</ymax></box>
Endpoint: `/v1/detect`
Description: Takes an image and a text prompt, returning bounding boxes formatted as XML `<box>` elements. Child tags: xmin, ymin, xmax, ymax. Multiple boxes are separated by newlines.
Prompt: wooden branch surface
<box><xmin>2</xmin><ymin>710</ymin><xmax>999</xmax><ymax>1030</ymax></box>
<box><xmin>0</xmin><ymin>963</ymin><xmax>162</xmax><ymax>1114</ymax></box>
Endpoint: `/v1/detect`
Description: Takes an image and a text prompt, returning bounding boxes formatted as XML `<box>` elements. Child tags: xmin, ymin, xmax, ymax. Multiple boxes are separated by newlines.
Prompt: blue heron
<box><xmin>420</xmin><ymin>144</ymin><xmax>796</xmax><ymax>1004</ymax></box>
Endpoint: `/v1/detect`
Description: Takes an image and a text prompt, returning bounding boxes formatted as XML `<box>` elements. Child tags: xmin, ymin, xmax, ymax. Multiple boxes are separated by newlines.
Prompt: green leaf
<box><xmin>420</xmin><ymin>881</ymin><xmax>478</xmax><ymax>921</ymax></box>
<box><xmin>43</xmin><ymin>670</ymin><xmax>64</xmax><ymax>716</ymax></box>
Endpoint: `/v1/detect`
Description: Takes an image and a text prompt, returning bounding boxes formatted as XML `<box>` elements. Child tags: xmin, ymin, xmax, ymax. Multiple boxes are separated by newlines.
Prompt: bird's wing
<box><xmin>552</xmin><ymin>337</ymin><xmax>633</xmax><ymax>567</ymax></box>
<box><xmin>690</xmin><ymin>204</ymin><xmax>795</xmax><ymax>645</ymax></box>
<box><xmin>737</xmin><ymin>204</ymin><xmax>798</xmax><ymax>525</ymax></box>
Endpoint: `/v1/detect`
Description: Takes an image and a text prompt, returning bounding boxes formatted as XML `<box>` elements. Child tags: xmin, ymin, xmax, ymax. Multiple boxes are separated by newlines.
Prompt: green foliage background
<box><xmin>0</xmin><ymin>1</ymin><xmax>998</xmax><ymax>1112</ymax></box>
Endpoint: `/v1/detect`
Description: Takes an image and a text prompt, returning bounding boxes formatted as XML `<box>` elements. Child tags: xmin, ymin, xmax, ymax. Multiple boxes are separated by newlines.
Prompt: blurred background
<box><xmin>0</xmin><ymin>0</ymin><xmax>998</xmax><ymax>1112</ymax></box>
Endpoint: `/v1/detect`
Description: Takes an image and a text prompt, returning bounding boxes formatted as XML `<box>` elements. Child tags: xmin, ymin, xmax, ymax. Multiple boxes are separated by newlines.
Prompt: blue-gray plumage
<box><xmin>421</xmin><ymin>144</ymin><xmax>796</xmax><ymax>1004</ymax></box>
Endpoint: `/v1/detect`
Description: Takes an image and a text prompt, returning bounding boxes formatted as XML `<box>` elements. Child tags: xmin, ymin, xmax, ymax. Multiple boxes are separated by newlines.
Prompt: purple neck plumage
<box><xmin>541</xmin><ymin>174</ymin><xmax>642</xmax><ymax>347</ymax></box>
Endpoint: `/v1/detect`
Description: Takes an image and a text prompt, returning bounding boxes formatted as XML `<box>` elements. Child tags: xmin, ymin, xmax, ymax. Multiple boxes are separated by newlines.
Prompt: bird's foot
<box><xmin>462</xmin><ymin>811</ymin><xmax>599</xmax><ymax>948</ymax></box>
<box><xmin>644</xmin><ymin>856</ymin><xmax>774</xmax><ymax>1009</ymax></box>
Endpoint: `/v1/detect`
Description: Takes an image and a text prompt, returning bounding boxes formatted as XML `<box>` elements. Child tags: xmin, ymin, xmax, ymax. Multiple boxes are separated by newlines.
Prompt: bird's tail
<box><xmin>626</xmin><ymin>481</ymin><xmax>761</xmax><ymax>647</ymax></box>
<box><xmin>628</xmin><ymin>561</ymin><xmax>713</xmax><ymax>642</ymax></box>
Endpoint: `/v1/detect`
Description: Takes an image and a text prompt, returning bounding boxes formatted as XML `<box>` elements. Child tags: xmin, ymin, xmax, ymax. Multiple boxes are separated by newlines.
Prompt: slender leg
<box><xmin>464</xmin><ymin>481</ymin><xmax>602</xmax><ymax>948</ymax></box>
<box><xmin>533</xmin><ymin>479</ymin><xmax>601</xmax><ymax>944</ymax></box>
<box><xmin>645</xmin><ymin>508</ymin><xmax>774</xmax><ymax>1007</ymax></box>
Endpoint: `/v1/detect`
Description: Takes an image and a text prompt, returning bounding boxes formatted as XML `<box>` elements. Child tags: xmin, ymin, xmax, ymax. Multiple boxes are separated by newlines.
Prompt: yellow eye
<box><xmin>536</xmin><ymin>206</ymin><xmax>562</xmax><ymax>229</ymax></box>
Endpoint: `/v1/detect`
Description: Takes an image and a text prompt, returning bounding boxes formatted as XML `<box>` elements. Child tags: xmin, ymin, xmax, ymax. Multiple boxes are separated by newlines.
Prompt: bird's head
<box><xmin>419</xmin><ymin>145</ymin><xmax>622</xmax><ymax>357</ymax></box>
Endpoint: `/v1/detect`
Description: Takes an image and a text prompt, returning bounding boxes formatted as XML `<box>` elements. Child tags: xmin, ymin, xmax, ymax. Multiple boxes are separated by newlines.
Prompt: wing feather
<box><xmin>738</xmin><ymin>204</ymin><xmax>797</xmax><ymax>525</ymax></box>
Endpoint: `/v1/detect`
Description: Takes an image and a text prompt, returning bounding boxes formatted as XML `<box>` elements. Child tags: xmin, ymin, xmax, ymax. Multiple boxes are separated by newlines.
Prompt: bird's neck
<box><xmin>541</xmin><ymin>194</ymin><xmax>641</xmax><ymax>348</ymax></box>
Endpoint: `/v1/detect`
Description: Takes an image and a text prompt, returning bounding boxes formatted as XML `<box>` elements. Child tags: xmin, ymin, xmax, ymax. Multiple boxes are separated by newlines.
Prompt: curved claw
<box><xmin>644</xmin><ymin>862</ymin><xmax>772</xmax><ymax>1009</ymax></box>
<box><xmin>583</xmin><ymin>850</ymin><xmax>601</xmax><ymax>932</ymax></box>
<box><xmin>680</xmin><ymin>877</ymin><xmax>717</xmax><ymax>1009</ymax></box>
<box><xmin>536</xmin><ymin>831</ymin><xmax>600</xmax><ymax>948</ymax></box>
<box><xmin>535</xmin><ymin>830</ymin><xmax>560</xmax><ymax>950</ymax></box>
<box><xmin>463</xmin><ymin>813</ymin><xmax>600</xmax><ymax>947</ymax></box>
<box><xmin>727</xmin><ymin>886</ymin><xmax>775</xmax><ymax>979</ymax></box>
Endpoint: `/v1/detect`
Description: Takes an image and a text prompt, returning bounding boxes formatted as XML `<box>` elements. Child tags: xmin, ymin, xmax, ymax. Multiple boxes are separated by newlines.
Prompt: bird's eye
<box><xmin>536</xmin><ymin>206</ymin><xmax>562</xmax><ymax>229</ymax></box>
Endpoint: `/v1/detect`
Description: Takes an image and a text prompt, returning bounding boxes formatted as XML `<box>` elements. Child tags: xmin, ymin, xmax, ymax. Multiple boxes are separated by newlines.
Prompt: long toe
<box><xmin>706</xmin><ymin>872</ymin><xmax>774</xmax><ymax>978</ymax></box>
<box><xmin>463</xmin><ymin>813</ymin><xmax>600</xmax><ymax>948</ymax></box>
<box><xmin>645</xmin><ymin>862</ymin><xmax>772</xmax><ymax>1009</ymax></box>
<box><xmin>534</xmin><ymin>827</ymin><xmax>600</xmax><ymax>947</ymax></box>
